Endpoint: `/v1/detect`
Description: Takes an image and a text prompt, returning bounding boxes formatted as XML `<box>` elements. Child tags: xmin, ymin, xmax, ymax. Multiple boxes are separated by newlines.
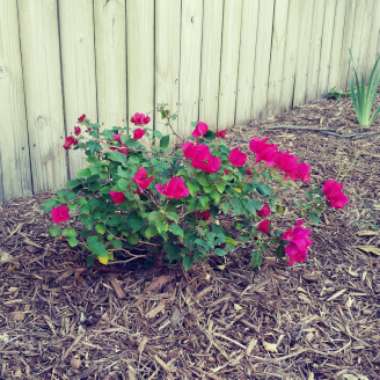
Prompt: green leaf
<box><xmin>182</xmin><ymin>255</ymin><xmax>193</xmax><ymax>271</ymax></box>
<box><xmin>255</xmin><ymin>183</ymin><xmax>272</xmax><ymax>197</ymax></box>
<box><xmin>251</xmin><ymin>251</ymin><xmax>263</xmax><ymax>269</ymax></box>
<box><xmin>62</xmin><ymin>228</ymin><xmax>77</xmax><ymax>239</ymax></box>
<box><xmin>160</xmin><ymin>135</ymin><xmax>170</xmax><ymax>149</ymax></box>
<box><xmin>107</xmin><ymin>151</ymin><xmax>128</xmax><ymax>165</ymax></box>
<box><xmin>127</xmin><ymin>213</ymin><xmax>145</xmax><ymax>232</ymax></box>
<box><xmin>169</xmin><ymin>224</ymin><xmax>184</xmax><ymax>239</ymax></box>
<box><xmin>48</xmin><ymin>225</ymin><xmax>61</xmax><ymax>237</ymax></box>
<box><xmin>215</xmin><ymin>248</ymin><xmax>228</xmax><ymax>257</ymax></box>
<box><xmin>199</xmin><ymin>196</ymin><xmax>209</xmax><ymax>209</ymax></box>
<box><xmin>187</xmin><ymin>181</ymin><xmax>200</xmax><ymax>196</ymax></box>
<box><xmin>215</xmin><ymin>182</ymin><xmax>226</xmax><ymax>193</ymax></box>
<box><xmin>210</xmin><ymin>191</ymin><xmax>221</xmax><ymax>204</ymax></box>
<box><xmin>110</xmin><ymin>239</ymin><xmax>123</xmax><ymax>249</ymax></box>
<box><xmin>67</xmin><ymin>237</ymin><xmax>79</xmax><ymax>248</ymax></box>
<box><xmin>87</xmin><ymin>236</ymin><xmax>108</xmax><ymax>258</ymax></box>
<box><xmin>95</xmin><ymin>224</ymin><xmax>106</xmax><ymax>234</ymax></box>
<box><xmin>42</xmin><ymin>199</ymin><xmax>59</xmax><ymax>212</ymax></box>
<box><xmin>144</xmin><ymin>226</ymin><xmax>157</xmax><ymax>239</ymax></box>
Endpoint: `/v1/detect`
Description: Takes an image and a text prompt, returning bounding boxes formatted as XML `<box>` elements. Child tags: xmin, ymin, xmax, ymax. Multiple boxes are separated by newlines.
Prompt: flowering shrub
<box><xmin>42</xmin><ymin>108</ymin><xmax>349</xmax><ymax>270</ymax></box>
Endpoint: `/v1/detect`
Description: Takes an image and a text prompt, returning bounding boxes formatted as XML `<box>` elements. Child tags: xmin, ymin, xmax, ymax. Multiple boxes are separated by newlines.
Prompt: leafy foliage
<box><xmin>42</xmin><ymin>107</ymin><xmax>347</xmax><ymax>270</ymax></box>
<box><xmin>350</xmin><ymin>54</ymin><xmax>380</xmax><ymax>127</ymax></box>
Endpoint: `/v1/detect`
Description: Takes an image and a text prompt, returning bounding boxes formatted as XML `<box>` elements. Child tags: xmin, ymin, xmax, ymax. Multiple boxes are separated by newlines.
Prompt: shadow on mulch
<box><xmin>1</xmin><ymin>98</ymin><xmax>379</xmax><ymax>379</ymax></box>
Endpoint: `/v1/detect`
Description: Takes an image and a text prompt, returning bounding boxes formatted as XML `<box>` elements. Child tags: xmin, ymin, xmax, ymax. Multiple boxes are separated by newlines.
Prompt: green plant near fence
<box><xmin>350</xmin><ymin>54</ymin><xmax>380</xmax><ymax>127</ymax></box>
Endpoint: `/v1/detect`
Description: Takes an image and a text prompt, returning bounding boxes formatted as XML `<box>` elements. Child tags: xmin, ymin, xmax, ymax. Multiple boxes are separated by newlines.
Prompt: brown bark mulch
<box><xmin>1</xmin><ymin>97</ymin><xmax>379</xmax><ymax>379</ymax></box>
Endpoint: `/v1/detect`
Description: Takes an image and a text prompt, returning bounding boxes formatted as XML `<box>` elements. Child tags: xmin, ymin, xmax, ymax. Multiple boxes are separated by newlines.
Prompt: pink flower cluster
<box><xmin>156</xmin><ymin>176</ymin><xmax>189</xmax><ymax>199</ymax></box>
<box><xmin>249</xmin><ymin>137</ymin><xmax>311</xmax><ymax>183</ymax></box>
<box><xmin>322</xmin><ymin>179</ymin><xmax>349</xmax><ymax>209</ymax></box>
<box><xmin>282</xmin><ymin>219</ymin><xmax>312</xmax><ymax>266</ymax></box>
<box><xmin>133</xmin><ymin>167</ymin><xmax>154</xmax><ymax>191</ymax></box>
<box><xmin>51</xmin><ymin>204</ymin><xmax>70</xmax><ymax>224</ymax></box>
<box><xmin>183</xmin><ymin>142</ymin><xmax>221</xmax><ymax>173</ymax></box>
<box><xmin>130</xmin><ymin>112</ymin><xmax>150</xmax><ymax>126</ymax></box>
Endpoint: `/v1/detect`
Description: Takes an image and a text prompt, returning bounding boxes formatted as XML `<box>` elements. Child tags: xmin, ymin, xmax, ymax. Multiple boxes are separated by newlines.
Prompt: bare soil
<box><xmin>1</xmin><ymin>97</ymin><xmax>379</xmax><ymax>379</ymax></box>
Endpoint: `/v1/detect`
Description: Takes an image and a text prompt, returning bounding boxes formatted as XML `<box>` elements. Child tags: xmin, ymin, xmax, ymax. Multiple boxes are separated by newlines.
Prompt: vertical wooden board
<box><xmin>251</xmin><ymin>0</ymin><xmax>275</xmax><ymax>118</ymax></box>
<box><xmin>0</xmin><ymin>0</ymin><xmax>32</xmax><ymax>201</ymax></box>
<box><xmin>317</xmin><ymin>0</ymin><xmax>336</xmax><ymax>95</ymax></box>
<box><xmin>306</xmin><ymin>0</ymin><xmax>326</xmax><ymax>101</ymax></box>
<box><xmin>280</xmin><ymin>0</ymin><xmax>302</xmax><ymax>111</ymax></box>
<box><xmin>94</xmin><ymin>0</ymin><xmax>127</xmax><ymax>128</ymax></box>
<box><xmin>339</xmin><ymin>0</ymin><xmax>356</xmax><ymax>90</ymax></box>
<box><xmin>266</xmin><ymin>0</ymin><xmax>289</xmax><ymax>116</ymax></box>
<box><xmin>178</xmin><ymin>0</ymin><xmax>203</xmax><ymax>136</ymax></box>
<box><xmin>155</xmin><ymin>0</ymin><xmax>181</xmax><ymax>136</ymax></box>
<box><xmin>357</xmin><ymin>0</ymin><xmax>376</xmax><ymax>76</ymax></box>
<box><xmin>199</xmin><ymin>0</ymin><xmax>223</xmax><ymax>129</ymax></box>
<box><xmin>365</xmin><ymin>0</ymin><xmax>380</xmax><ymax>73</ymax></box>
<box><xmin>348</xmin><ymin>0</ymin><xmax>366</xmax><ymax>79</ymax></box>
<box><xmin>59</xmin><ymin>0</ymin><xmax>97</xmax><ymax>177</ymax></box>
<box><xmin>127</xmin><ymin>0</ymin><xmax>154</xmax><ymax>132</ymax></box>
<box><xmin>217</xmin><ymin>0</ymin><xmax>242</xmax><ymax>129</ymax></box>
<box><xmin>293</xmin><ymin>0</ymin><xmax>315</xmax><ymax>106</ymax></box>
<box><xmin>235</xmin><ymin>0</ymin><xmax>259</xmax><ymax>124</ymax></box>
<box><xmin>327</xmin><ymin>0</ymin><xmax>346</xmax><ymax>90</ymax></box>
<box><xmin>18</xmin><ymin>0</ymin><xmax>67</xmax><ymax>193</ymax></box>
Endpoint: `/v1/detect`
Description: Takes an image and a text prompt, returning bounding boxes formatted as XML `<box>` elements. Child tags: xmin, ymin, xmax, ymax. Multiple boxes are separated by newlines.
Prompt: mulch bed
<box><xmin>1</xmin><ymin>97</ymin><xmax>379</xmax><ymax>380</ymax></box>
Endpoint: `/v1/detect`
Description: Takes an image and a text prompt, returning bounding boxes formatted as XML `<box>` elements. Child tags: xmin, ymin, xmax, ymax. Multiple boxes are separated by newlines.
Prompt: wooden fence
<box><xmin>1</xmin><ymin>0</ymin><xmax>380</xmax><ymax>202</ymax></box>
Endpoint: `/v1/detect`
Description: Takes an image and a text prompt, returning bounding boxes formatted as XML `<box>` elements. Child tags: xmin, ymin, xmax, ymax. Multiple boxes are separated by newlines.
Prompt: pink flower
<box><xmin>51</xmin><ymin>204</ymin><xmax>70</xmax><ymax>224</ymax></box>
<box><xmin>155</xmin><ymin>176</ymin><xmax>189</xmax><ymax>199</ymax></box>
<box><xmin>257</xmin><ymin>203</ymin><xmax>271</xmax><ymax>218</ymax></box>
<box><xmin>183</xmin><ymin>142</ymin><xmax>210</xmax><ymax>161</ymax></box>
<box><xmin>249</xmin><ymin>137</ymin><xmax>278</xmax><ymax>166</ymax></box>
<box><xmin>196</xmin><ymin>210</ymin><xmax>211</xmax><ymax>220</ymax></box>
<box><xmin>282</xmin><ymin>219</ymin><xmax>312</xmax><ymax>266</ymax></box>
<box><xmin>78</xmin><ymin>114</ymin><xmax>86</xmax><ymax>123</ymax></box>
<box><xmin>257</xmin><ymin>219</ymin><xmax>271</xmax><ymax>235</ymax></box>
<box><xmin>192</xmin><ymin>121</ymin><xmax>208</xmax><ymax>138</ymax></box>
<box><xmin>297</xmin><ymin>162</ymin><xmax>311</xmax><ymax>183</ymax></box>
<box><xmin>118</xmin><ymin>146</ymin><xmax>129</xmax><ymax>155</ymax></box>
<box><xmin>133</xmin><ymin>167</ymin><xmax>154</xmax><ymax>191</ymax></box>
<box><xmin>228</xmin><ymin>148</ymin><xmax>247</xmax><ymax>167</ymax></box>
<box><xmin>192</xmin><ymin>154</ymin><xmax>221</xmax><ymax>173</ymax></box>
<box><xmin>74</xmin><ymin>126</ymin><xmax>81</xmax><ymax>136</ymax></box>
<box><xmin>274</xmin><ymin>151</ymin><xmax>299</xmax><ymax>181</ymax></box>
<box><xmin>216</xmin><ymin>129</ymin><xmax>227</xmax><ymax>138</ymax></box>
<box><xmin>130</xmin><ymin>112</ymin><xmax>151</xmax><ymax>126</ymax></box>
<box><xmin>109</xmin><ymin>191</ymin><xmax>125</xmax><ymax>205</ymax></box>
<box><xmin>133</xmin><ymin>128</ymin><xmax>145</xmax><ymax>140</ymax></box>
<box><xmin>113</xmin><ymin>133</ymin><xmax>121</xmax><ymax>143</ymax></box>
<box><xmin>183</xmin><ymin>142</ymin><xmax>221</xmax><ymax>174</ymax></box>
<box><xmin>63</xmin><ymin>135</ymin><xmax>78</xmax><ymax>150</ymax></box>
<box><xmin>322</xmin><ymin>179</ymin><xmax>349</xmax><ymax>209</ymax></box>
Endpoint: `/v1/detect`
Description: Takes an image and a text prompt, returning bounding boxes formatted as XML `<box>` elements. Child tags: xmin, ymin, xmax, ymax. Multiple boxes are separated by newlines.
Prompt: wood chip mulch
<box><xmin>1</xmin><ymin>97</ymin><xmax>379</xmax><ymax>379</ymax></box>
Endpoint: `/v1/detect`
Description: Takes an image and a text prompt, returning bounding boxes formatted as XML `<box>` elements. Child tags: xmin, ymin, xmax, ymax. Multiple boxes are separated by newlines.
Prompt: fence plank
<box><xmin>235</xmin><ymin>0</ymin><xmax>259</xmax><ymax>124</ymax></box>
<box><xmin>293</xmin><ymin>0</ymin><xmax>315</xmax><ymax>106</ymax></box>
<box><xmin>0</xmin><ymin>0</ymin><xmax>32</xmax><ymax>201</ymax></box>
<box><xmin>199</xmin><ymin>0</ymin><xmax>223</xmax><ymax>129</ymax></box>
<box><xmin>155</xmin><ymin>0</ymin><xmax>181</xmax><ymax>137</ymax></box>
<box><xmin>327</xmin><ymin>0</ymin><xmax>346</xmax><ymax>90</ymax></box>
<box><xmin>318</xmin><ymin>0</ymin><xmax>336</xmax><ymax>95</ymax></box>
<box><xmin>59</xmin><ymin>0</ymin><xmax>97</xmax><ymax>177</ymax></box>
<box><xmin>127</xmin><ymin>0</ymin><xmax>154</xmax><ymax>131</ymax></box>
<box><xmin>217</xmin><ymin>0</ymin><xmax>243</xmax><ymax>129</ymax></box>
<box><xmin>94</xmin><ymin>0</ymin><xmax>127</xmax><ymax>128</ymax></box>
<box><xmin>18</xmin><ymin>0</ymin><xmax>67</xmax><ymax>193</ymax></box>
<box><xmin>306</xmin><ymin>0</ymin><xmax>326</xmax><ymax>101</ymax></box>
<box><xmin>280</xmin><ymin>0</ymin><xmax>302</xmax><ymax>111</ymax></box>
<box><xmin>178</xmin><ymin>0</ymin><xmax>203</xmax><ymax>136</ymax></box>
<box><xmin>251</xmin><ymin>0</ymin><xmax>274</xmax><ymax>119</ymax></box>
<box><xmin>339</xmin><ymin>0</ymin><xmax>356</xmax><ymax>90</ymax></box>
<box><xmin>267</xmin><ymin>0</ymin><xmax>289</xmax><ymax>116</ymax></box>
